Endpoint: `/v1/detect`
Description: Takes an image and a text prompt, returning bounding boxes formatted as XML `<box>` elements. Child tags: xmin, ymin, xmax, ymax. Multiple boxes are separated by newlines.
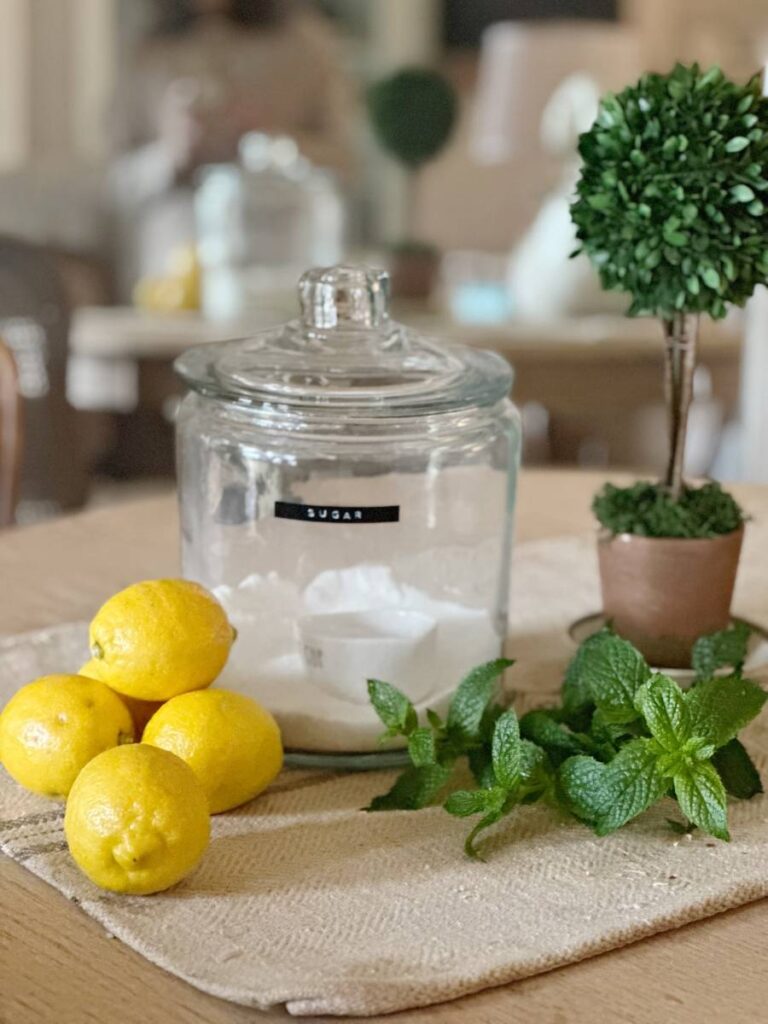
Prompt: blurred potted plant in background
<box><xmin>367</xmin><ymin>67</ymin><xmax>458</xmax><ymax>299</ymax></box>
<box><xmin>571</xmin><ymin>63</ymin><xmax>768</xmax><ymax>667</ymax></box>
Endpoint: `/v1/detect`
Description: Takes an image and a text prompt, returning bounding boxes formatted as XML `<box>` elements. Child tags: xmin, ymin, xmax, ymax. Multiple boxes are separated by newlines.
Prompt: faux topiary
<box><xmin>572</xmin><ymin>63</ymin><xmax>768</xmax><ymax>320</ymax></box>
<box><xmin>571</xmin><ymin>63</ymin><xmax>768</xmax><ymax>507</ymax></box>
<box><xmin>367</xmin><ymin>68</ymin><xmax>458</xmax><ymax>171</ymax></box>
<box><xmin>367</xmin><ymin>68</ymin><xmax>457</xmax><ymax>264</ymax></box>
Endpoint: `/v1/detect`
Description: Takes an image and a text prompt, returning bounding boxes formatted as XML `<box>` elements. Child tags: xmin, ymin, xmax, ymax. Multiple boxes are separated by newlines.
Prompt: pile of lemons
<box><xmin>0</xmin><ymin>579</ymin><xmax>282</xmax><ymax>896</ymax></box>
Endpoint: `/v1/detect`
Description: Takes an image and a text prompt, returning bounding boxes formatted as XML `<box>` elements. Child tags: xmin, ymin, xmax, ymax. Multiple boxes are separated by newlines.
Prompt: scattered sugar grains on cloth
<box><xmin>3</xmin><ymin>534</ymin><xmax>768</xmax><ymax>1017</ymax></box>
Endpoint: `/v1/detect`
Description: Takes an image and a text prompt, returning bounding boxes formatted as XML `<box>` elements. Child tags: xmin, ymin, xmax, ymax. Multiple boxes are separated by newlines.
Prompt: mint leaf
<box><xmin>674</xmin><ymin>760</ymin><xmax>730</xmax><ymax>841</ymax></box>
<box><xmin>692</xmin><ymin>622</ymin><xmax>751</xmax><ymax>680</ymax></box>
<box><xmin>712</xmin><ymin>738</ymin><xmax>763</xmax><ymax>799</ymax></box>
<box><xmin>445</xmin><ymin>786</ymin><xmax>509</xmax><ymax>860</ymax></box>
<box><xmin>685</xmin><ymin>675</ymin><xmax>768</xmax><ymax>748</ymax></box>
<box><xmin>571</xmin><ymin>631</ymin><xmax>651</xmax><ymax>724</ymax></box>
<box><xmin>558</xmin><ymin>756</ymin><xmax>614</xmax><ymax>825</ymax></box>
<box><xmin>560</xmin><ymin>739</ymin><xmax>667</xmax><ymax>835</ymax></box>
<box><xmin>366</xmin><ymin>763</ymin><xmax>452</xmax><ymax>811</ymax></box>
<box><xmin>518</xmin><ymin>740</ymin><xmax>555</xmax><ymax>801</ymax></box>
<box><xmin>408</xmin><ymin>727</ymin><xmax>437</xmax><ymax>767</ymax></box>
<box><xmin>444</xmin><ymin>788</ymin><xmax>499</xmax><ymax>818</ymax></box>
<box><xmin>491</xmin><ymin>710</ymin><xmax>521</xmax><ymax>789</ymax></box>
<box><xmin>446</xmin><ymin>659</ymin><xmax>513</xmax><ymax>743</ymax></box>
<box><xmin>562</xmin><ymin>643</ymin><xmax>596</xmax><ymax>715</ymax></box>
<box><xmin>367</xmin><ymin>679</ymin><xmax>417</xmax><ymax>737</ymax></box>
<box><xmin>520</xmin><ymin>709</ymin><xmax>596</xmax><ymax>766</ymax></box>
<box><xmin>562</xmin><ymin>629</ymin><xmax>619</xmax><ymax>714</ymax></box>
<box><xmin>634</xmin><ymin>674</ymin><xmax>691</xmax><ymax>751</ymax></box>
<box><xmin>593</xmin><ymin>740</ymin><xmax>668</xmax><ymax>835</ymax></box>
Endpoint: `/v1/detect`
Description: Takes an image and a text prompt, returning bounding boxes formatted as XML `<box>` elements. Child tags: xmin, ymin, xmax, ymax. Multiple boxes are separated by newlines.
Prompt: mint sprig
<box><xmin>365</xmin><ymin>659</ymin><xmax>513</xmax><ymax>813</ymax></box>
<box><xmin>560</xmin><ymin>667</ymin><xmax>767</xmax><ymax>839</ymax></box>
<box><xmin>367</xmin><ymin>679</ymin><xmax>417</xmax><ymax>740</ymax></box>
<box><xmin>445</xmin><ymin>711</ymin><xmax>555</xmax><ymax>859</ymax></box>
<box><xmin>692</xmin><ymin>621</ymin><xmax>751</xmax><ymax>680</ymax></box>
<box><xmin>366</xmin><ymin>630</ymin><xmax>766</xmax><ymax>857</ymax></box>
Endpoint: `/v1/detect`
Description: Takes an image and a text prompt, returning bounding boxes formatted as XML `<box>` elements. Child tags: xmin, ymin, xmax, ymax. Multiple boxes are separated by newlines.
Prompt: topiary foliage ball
<box><xmin>367</xmin><ymin>67</ymin><xmax>458</xmax><ymax>170</ymax></box>
<box><xmin>571</xmin><ymin>63</ymin><xmax>768</xmax><ymax>319</ymax></box>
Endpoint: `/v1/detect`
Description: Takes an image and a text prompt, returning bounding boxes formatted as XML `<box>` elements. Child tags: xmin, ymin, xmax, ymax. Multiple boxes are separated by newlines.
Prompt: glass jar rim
<box><xmin>175</xmin><ymin>329</ymin><xmax>513</xmax><ymax>416</ymax></box>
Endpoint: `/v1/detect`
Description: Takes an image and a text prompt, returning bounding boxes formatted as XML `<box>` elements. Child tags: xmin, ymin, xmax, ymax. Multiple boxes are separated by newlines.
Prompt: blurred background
<box><xmin>1</xmin><ymin>0</ymin><xmax>768</xmax><ymax>525</ymax></box>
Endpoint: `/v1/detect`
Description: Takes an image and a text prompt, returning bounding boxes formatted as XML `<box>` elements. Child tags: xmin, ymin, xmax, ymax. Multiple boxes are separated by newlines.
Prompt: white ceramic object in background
<box><xmin>298</xmin><ymin>609</ymin><xmax>438</xmax><ymax>705</ymax></box>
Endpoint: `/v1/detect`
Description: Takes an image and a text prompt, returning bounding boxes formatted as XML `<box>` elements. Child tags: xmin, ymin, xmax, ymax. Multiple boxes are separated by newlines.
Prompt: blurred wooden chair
<box><xmin>0</xmin><ymin>236</ymin><xmax>86</xmax><ymax>520</ymax></box>
<box><xmin>0</xmin><ymin>337</ymin><xmax>22</xmax><ymax>526</ymax></box>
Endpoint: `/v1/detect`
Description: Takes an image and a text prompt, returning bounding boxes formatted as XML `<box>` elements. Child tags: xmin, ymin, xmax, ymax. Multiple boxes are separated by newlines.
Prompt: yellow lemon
<box><xmin>133</xmin><ymin>246</ymin><xmax>200</xmax><ymax>312</ymax></box>
<box><xmin>0</xmin><ymin>675</ymin><xmax>134</xmax><ymax>799</ymax></box>
<box><xmin>143</xmin><ymin>689</ymin><xmax>283</xmax><ymax>814</ymax></box>
<box><xmin>65</xmin><ymin>744</ymin><xmax>210</xmax><ymax>895</ymax></box>
<box><xmin>167</xmin><ymin>243</ymin><xmax>201</xmax><ymax>309</ymax></box>
<box><xmin>88</xmin><ymin>579</ymin><xmax>235</xmax><ymax>702</ymax></box>
<box><xmin>79</xmin><ymin>659</ymin><xmax>162</xmax><ymax>738</ymax></box>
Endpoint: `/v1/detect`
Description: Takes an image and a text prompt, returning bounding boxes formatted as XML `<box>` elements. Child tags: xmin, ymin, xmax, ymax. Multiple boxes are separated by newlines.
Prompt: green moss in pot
<box><xmin>367</xmin><ymin>67</ymin><xmax>458</xmax><ymax>300</ymax></box>
<box><xmin>570</xmin><ymin>63</ymin><xmax>768</xmax><ymax>666</ymax></box>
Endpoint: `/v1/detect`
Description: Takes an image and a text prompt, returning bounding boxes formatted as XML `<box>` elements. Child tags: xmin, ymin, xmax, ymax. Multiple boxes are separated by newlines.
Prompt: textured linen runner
<box><xmin>2</xmin><ymin>533</ymin><xmax>768</xmax><ymax>1018</ymax></box>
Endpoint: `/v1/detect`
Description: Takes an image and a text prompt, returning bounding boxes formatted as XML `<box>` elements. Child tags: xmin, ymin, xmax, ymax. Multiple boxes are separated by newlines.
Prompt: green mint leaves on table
<box><xmin>366</xmin><ymin>627</ymin><xmax>766</xmax><ymax>858</ymax></box>
<box><xmin>548</xmin><ymin>631</ymin><xmax>765</xmax><ymax>840</ymax></box>
<box><xmin>366</xmin><ymin>659</ymin><xmax>514</xmax><ymax>812</ymax></box>
<box><xmin>692</xmin><ymin>620</ymin><xmax>751</xmax><ymax>680</ymax></box>
<box><xmin>444</xmin><ymin>712</ymin><xmax>555</xmax><ymax>859</ymax></box>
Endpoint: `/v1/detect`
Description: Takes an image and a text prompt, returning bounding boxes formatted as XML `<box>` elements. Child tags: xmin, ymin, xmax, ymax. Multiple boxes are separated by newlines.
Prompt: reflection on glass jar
<box><xmin>175</xmin><ymin>265</ymin><xmax>520</xmax><ymax>764</ymax></box>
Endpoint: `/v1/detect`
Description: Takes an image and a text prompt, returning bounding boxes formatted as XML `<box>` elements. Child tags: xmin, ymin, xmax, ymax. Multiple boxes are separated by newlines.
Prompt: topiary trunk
<box><xmin>662</xmin><ymin>313</ymin><xmax>699</xmax><ymax>501</ymax></box>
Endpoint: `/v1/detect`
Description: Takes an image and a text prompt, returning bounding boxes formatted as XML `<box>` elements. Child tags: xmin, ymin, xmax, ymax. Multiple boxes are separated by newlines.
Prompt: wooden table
<box><xmin>3</xmin><ymin>470</ymin><xmax>768</xmax><ymax>1023</ymax></box>
<box><xmin>69</xmin><ymin>307</ymin><xmax>742</xmax><ymax>473</ymax></box>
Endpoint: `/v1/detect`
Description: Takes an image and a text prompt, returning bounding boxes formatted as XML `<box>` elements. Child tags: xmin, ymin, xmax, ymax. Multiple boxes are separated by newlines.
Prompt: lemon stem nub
<box><xmin>90</xmin><ymin>642</ymin><xmax>104</xmax><ymax>660</ymax></box>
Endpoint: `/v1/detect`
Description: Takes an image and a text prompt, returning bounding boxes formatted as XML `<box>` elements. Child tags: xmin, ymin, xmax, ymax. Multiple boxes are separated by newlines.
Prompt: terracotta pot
<box><xmin>597</xmin><ymin>526</ymin><xmax>744</xmax><ymax>668</ymax></box>
<box><xmin>389</xmin><ymin>248</ymin><xmax>440</xmax><ymax>301</ymax></box>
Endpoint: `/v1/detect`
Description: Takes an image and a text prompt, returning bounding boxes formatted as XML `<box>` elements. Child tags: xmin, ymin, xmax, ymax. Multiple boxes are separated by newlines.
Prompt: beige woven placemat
<box><xmin>2</xmin><ymin>533</ymin><xmax>768</xmax><ymax>1018</ymax></box>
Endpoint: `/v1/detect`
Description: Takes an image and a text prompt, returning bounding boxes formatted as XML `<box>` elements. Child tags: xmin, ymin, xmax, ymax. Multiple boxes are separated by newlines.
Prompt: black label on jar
<box><xmin>274</xmin><ymin>501</ymin><xmax>400</xmax><ymax>524</ymax></box>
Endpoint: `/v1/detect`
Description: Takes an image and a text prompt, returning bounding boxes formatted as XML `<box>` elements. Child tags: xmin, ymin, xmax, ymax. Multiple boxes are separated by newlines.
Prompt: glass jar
<box><xmin>195</xmin><ymin>134</ymin><xmax>345</xmax><ymax>324</ymax></box>
<box><xmin>176</xmin><ymin>265</ymin><xmax>521</xmax><ymax>766</ymax></box>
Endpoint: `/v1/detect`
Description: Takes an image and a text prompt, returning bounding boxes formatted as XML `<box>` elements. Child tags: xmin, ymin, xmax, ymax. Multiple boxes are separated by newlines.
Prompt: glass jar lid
<box><xmin>175</xmin><ymin>265</ymin><xmax>512</xmax><ymax>415</ymax></box>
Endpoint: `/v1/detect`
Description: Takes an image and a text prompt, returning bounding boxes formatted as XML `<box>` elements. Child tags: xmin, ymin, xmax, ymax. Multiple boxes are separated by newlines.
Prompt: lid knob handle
<box><xmin>298</xmin><ymin>265</ymin><xmax>390</xmax><ymax>330</ymax></box>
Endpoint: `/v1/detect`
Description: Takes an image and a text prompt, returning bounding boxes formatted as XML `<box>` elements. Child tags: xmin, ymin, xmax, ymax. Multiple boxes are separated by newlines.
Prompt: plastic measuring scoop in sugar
<box><xmin>297</xmin><ymin>609</ymin><xmax>438</xmax><ymax>705</ymax></box>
